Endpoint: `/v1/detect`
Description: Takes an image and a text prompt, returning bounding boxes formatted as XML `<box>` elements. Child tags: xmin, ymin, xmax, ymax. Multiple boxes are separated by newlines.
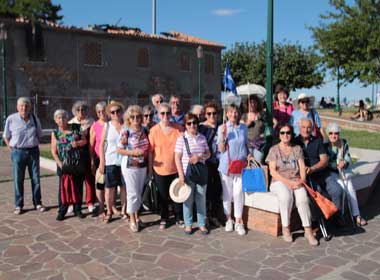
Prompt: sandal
<box><xmin>184</xmin><ymin>226</ymin><xmax>193</xmax><ymax>235</ymax></box>
<box><xmin>356</xmin><ymin>216</ymin><xmax>368</xmax><ymax>226</ymax></box>
<box><xmin>121</xmin><ymin>213</ymin><xmax>128</xmax><ymax>220</ymax></box>
<box><xmin>104</xmin><ymin>213</ymin><xmax>112</xmax><ymax>223</ymax></box>
<box><xmin>112</xmin><ymin>206</ymin><xmax>120</xmax><ymax>216</ymax></box>
<box><xmin>130</xmin><ymin>222</ymin><xmax>138</xmax><ymax>233</ymax></box>
<box><xmin>159</xmin><ymin>220</ymin><xmax>167</xmax><ymax>230</ymax></box>
<box><xmin>199</xmin><ymin>226</ymin><xmax>209</xmax><ymax>236</ymax></box>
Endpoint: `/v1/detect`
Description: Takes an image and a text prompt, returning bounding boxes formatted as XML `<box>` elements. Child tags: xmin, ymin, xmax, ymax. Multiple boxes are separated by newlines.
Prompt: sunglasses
<box><xmin>300</xmin><ymin>99</ymin><xmax>309</xmax><ymax>104</ymax></box>
<box><xmin>206</xmin><ymin>112</ymin><xmax>217</xmax><ymax>116</ymax></box>
<box><xmin>97</xmin><ymin>110</ymin><xmax>105</xmax><ymax>114</ymax></box>
<box><xmin>160</xmin><ymin>111</ymin><xmax>171</xmax><ymax>116</ymax></box>
<box><xmin>77</xmin><ymin>108</ymin><xmax>86</xmax><ymax>112</ymax></box>
<box><xmin>144</xmin><ymin>113</ymin><xmax>154</xmax><ymax>118</ymax></box>
<box><xmin>328</xmin><ymin>132</ymin><xmax>340</xmax><ymax>135</ymax></box>
<box><xmin>110</xmin><ymin>109</ymin><xmax>121</xmax><ymax>115</ymax></box>
<box><xmin>186</xmin><ymin>121</ymin><xmax>198</xmax><ymax>126</ymax></box>
<box><xmin>130</xmin><ymin>115</ymin><xmax>141</xmax><ymax>120</ymax></box>
<box><xmin>279</xmin><ymin>131</ymin><xmax>292</xmax><ymax>135</ymax></box>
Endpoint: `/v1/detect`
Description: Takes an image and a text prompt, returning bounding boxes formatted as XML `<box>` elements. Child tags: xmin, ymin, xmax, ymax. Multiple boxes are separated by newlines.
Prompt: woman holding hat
<box><xmin>148</xmin><ymin>103</ymin><xmax>184</xmax><ymax>230</ymax></box>
<box><xmin>290</xmin><ymin>93</ymin><xmax>324</xmax><ymax>138</ymax></box>
<box><xmin>69</xmin><ymin>101</ymin><xmax>96</xmax><ymax>214</ymax></box>
<box><xmin>89</xmin><ymin>101</ymin><xmax>108</xmax><ymax>219</ymax></box>
<box><xmin>273</xmin><ymin>85</ymin><xmax>294</xmax><ymax>133</ymax></box>
<box><xmin>98</xmin><ymin>101</ymin><xmax>126</xmax><ymax>223</ymax></box>
<box><xmin>175</xmin><ymin>113</ymin><xmax>210</xmax><ymax>235</ymax></box>
<box><xmin>117</xmin><ymin>105</ymin><xmax>150</xmax><ymax>232</ymax></box>
<box><xmin>324</xmin><ymin>122</ymin><xmax>367</xmax><ymax>226</ymax></box>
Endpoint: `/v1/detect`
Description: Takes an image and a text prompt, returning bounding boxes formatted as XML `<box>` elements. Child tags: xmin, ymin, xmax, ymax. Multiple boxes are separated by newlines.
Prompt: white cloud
<box><xmin>212</xmin><ymin>9</ymin><xmax>243</xmax><ymax>16</ymax></box>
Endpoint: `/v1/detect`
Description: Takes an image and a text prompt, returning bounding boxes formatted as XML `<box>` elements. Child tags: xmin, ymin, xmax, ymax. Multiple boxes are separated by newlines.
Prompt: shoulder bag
<box><xmin>183</xmin><ymin>136</ymin><xmax>208</xmax><ymax>185</ymax></box>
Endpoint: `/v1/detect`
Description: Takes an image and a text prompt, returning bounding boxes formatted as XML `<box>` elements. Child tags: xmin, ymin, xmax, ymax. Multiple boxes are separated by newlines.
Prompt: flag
<box><xmin>223</xmin><ymin>64</ymin><xmax>238</xmax><ymax>95</ymax></box>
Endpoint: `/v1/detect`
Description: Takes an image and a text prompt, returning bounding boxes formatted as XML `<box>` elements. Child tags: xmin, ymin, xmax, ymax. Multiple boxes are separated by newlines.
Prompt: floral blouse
<box><xmin>54</xmin><ymin>124</ymin><xmax>81</xmax><ymax>161</ymax></box>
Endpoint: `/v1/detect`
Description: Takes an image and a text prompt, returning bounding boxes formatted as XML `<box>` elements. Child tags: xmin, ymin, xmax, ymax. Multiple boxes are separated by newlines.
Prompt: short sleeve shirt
<box><xmin>274</xmin><ymin>102</ymin><xmax>294</xmax><ymax>127</ymax></box>
<box><xmin>294</xmin><ymin>135</ymin><xmax>326</xmax><ymax>167</ymax></box>
<box><xmin>265</xmin><ymin>144</ymin><xmax>303</xmax><ymax>182</ymax></box>
<box><xmin>175</xmin><ymin>131</ymin><xmax>209</xmax><ymax>173</ymax></box>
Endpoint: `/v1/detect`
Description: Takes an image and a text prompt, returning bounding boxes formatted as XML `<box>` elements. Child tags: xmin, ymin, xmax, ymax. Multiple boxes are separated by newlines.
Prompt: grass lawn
<box><xmin>40</xmin><ymin>149</ymin><xmax>54</xmax><ymax>160</ymax></box>
<box><xmin>341</xmin><ymin>129</ymin><xmax>380</xmax><ymax>150</ymax></box>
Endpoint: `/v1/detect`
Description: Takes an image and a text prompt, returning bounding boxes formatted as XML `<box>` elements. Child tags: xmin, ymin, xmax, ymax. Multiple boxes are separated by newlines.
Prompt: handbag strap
<box><xmin>183</xmin><ymin>136</ymin><xmax>192</xmax><ymax>157</ymax></box>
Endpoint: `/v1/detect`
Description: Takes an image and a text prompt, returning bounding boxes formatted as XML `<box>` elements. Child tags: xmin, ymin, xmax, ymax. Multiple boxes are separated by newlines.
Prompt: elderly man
<box><xmin>151</xmin><ymin>94</ymin><xmax>164</xmax><ymax>123</ymax></box>
<box><xmin>3</xmin><ymin>97</ymin><xmax>46</xmax><ymax>214</ymax></box>
<box><xmin>170</xmin><ymin>95</ymin><xmax>185</xmax><ymax>125</ymax></box>
<box><xmin>294</xmin><ymin>118</ymin><xmax>344</xmax><ymax>225</ymax></box>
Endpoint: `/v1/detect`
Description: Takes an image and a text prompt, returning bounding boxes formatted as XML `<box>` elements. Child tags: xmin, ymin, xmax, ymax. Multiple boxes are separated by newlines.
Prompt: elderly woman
<box><xmin>198</xmin><ymin>102</ymin><xmax>222</xmax><ymax>226</ymax></box>
<box><xmin>325</xmin><ymin>123</ymin><xmax>367</xmax><ymax>226</ymax></box>
<box><xmin>273</xmin><ymin>85</ymin><xmax>294</xmax><ymax>133</ymax></box>
<box><xmin>51</xmin><ymin>109</ymin><xmax>87</xmax><ymax>220</ymax></box>
<box><xmin>89</xmin><ymin>101</ymin><xmax>108</xmax><ymax>218</ymax></box>
<box><xmin>290</xmin><ymin>93</ymin><xmax>324</xmax><ymax>138</ymax></box>
<box><xmin>175</xmin><ymin>113</ymin><xmax>210</xmax><ymax>235</ymax></box>
<box><xmin>148</xmin><ymin>102</ymin><xmax>184</xmax><ymax>229</ymax></box>
<box><xmin>191</xmin><ymin>104</ymin><xmax>205</xmax><ymax>123</ymax></box>
<box><xmin>217</xmin><ymin>104</ymin><xmax>250</xmax><ymax>236</ymax></box>
<box><xmin>242</xmin><ymin>95</ymin><xmax>265</xmax><ymax>163</ymax></box>
<box><xmin>98</xmin><ymin>101</ymin><xmax>126</xmax><ymax>223</ymax></box>
<box><xmin>69</xmin><ymin>101</ymin><xmax>96</xmax><ymax>213</ymax></box>
<box><xmin>266</xmin><ymin>124</ymin><xmax>318</xmax><ymax>245</ymax></box>
<box><xmin>142</xmin><ymin>105</ymin><xmax>156</xmax><ymax>130</ymax></box>
<box><xmin>117</xmin><ymin>106</ymin><xmax>150</xmax><ymax>232</ymax></box>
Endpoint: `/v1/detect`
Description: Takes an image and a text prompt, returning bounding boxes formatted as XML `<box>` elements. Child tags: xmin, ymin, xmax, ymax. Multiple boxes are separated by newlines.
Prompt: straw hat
<box><xmin>293</xmin><ymin>93</ymin><xmax>315</xmax><ymax>108</ymax></box>
<box><xmin>169</xmin><ymin>178</ymin><xmax>192</xmax><ymax>203</ymax></box>
<box><xmin>95</xmin><ymin>168</ymin><xmax>105</xmax><ymax>184</ymax></box>
<box><xmin>106</xmin><ymin>100</ymin><xmax>125</xmax><ymax>114</ymax></box>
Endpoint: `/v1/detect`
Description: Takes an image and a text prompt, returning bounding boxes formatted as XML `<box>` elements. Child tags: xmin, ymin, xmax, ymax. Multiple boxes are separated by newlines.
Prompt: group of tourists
<box><xmin>3</xmin><ymin>86</ymin><xmax>367</xmax><ymax>244</ymax></box>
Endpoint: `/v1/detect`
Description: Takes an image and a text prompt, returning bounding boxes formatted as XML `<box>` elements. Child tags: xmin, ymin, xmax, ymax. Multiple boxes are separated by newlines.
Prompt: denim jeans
<box><xmin>11</xmin><ymin>147</ymin><xmax>42</xmax><ymax>208</ymax></box>
<box><xmin>183</xmin><ymin>181</ymin><xmax>207</xmax><ymax>227</ymax></box>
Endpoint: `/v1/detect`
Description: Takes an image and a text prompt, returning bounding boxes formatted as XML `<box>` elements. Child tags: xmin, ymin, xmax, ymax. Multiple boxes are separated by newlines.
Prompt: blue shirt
<box><xmin>170</xmin><ymin>112</ymin><xmax>185</xmax><ymax>125</ymax></box>
<box><xmin>289</xmin><ymin>109</ymin><xmax>321</xmax><ymax>136</ymax></box>
<box><xmin>217</xmin><ymin>121</ymin><xmax>248</xmax><ymax>175</ymax></box>
<box><xmin>3</xmin><ymin>112</ymin><xmax>42</xmax><ymax>148</ymax></box>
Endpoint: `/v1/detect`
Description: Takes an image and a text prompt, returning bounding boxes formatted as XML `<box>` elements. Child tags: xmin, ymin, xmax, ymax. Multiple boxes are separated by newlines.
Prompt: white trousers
<box><xmin>337</xmin><ymin>177</ymin><xmax>360</xmax><ymax>217</ymax></box>
<box><xmin>121</xmin><ymin>166</ymin><xmax>147</xmax><ymax>214</ymax></box>
<box><xmin>220</xmin><ymin>173</ymin><xmax>244</xmax><ymax>219</ymax></box>
<box><xmin>270</xmin><ymin>181</ymin><xmax>312</xmax><ymax>227</ymax></box>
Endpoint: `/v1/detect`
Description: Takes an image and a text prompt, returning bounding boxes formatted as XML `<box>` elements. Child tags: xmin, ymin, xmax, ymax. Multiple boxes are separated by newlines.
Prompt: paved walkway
<box><xmin>1</xmin><ymin>149</ymin><xmax>380</xmax><ymax>279</ymax></box>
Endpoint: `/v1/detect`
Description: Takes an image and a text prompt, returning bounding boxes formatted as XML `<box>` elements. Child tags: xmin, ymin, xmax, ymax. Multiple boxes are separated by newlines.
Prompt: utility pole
<box><xmin>152</xmin><ymin>0</ymin><xmax>156</xmax><ymax>34</ymax></box>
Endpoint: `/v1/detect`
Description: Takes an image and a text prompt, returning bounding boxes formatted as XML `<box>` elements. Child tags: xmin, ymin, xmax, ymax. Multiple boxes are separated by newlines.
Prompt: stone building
<box><xmin>0</xmin><ymin>18</ymin><xmax>224</xmax><ymax>128</ymax></box>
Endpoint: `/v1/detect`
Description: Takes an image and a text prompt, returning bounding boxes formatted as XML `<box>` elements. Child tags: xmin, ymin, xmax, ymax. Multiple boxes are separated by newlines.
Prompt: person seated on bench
<box><xmin>324</xmin><ymin>122</ymin><xmax>367</xmax><ymax>227</ymax></box>
<box><xmin>266</xmin><ymin>123</ymin><xmax>318</xmax><ymax>246</ymax></box>
<box><xmin>294</xmin><ymin>118</ymin><xmax>345</xmax><ymax>227</ymax></box>
<box><xmin>350</xmin><ymin>100</ymin><xmax>371</xmax><ymax>121</ymax></box>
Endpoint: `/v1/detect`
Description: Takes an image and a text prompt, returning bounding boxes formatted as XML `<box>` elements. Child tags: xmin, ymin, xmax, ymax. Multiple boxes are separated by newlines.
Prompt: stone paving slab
<box><xmin>0</xmin><ymin>176</ymin><xmax>380</xmax><ymax>280</ymax></box>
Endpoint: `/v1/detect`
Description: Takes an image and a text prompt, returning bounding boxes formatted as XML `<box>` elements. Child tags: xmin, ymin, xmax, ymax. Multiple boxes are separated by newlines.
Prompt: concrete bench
<box><xmin>243</xmin><ymin>148</ymin><xmax>380</xmax><ymax>237</ymax></box>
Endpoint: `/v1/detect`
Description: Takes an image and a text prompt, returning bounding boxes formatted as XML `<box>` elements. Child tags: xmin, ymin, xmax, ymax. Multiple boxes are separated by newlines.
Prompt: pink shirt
<box><xmin>273</xmin><ymin>102</ymin><xmax>294</xmax><ymax>126</ymax></box>
<box><xmin>92</xmin><ymin>121</ymin><xmax>104</xmax><ymax>157</ymax></box>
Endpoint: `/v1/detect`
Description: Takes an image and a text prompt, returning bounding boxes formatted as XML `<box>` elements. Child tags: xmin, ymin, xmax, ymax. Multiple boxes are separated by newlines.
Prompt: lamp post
<box><xmin>0</xmin><ymin>23</ymin><xmax>7</xmax><ymax>131</ymax></box>
<box><xmin>196</xmin><ymin>45</ymin><xmax>203</xmax><ymax>104</ymax></box>
<box><xmin>335</xmin><ymin>65</ymin><xmax>341</xmax><ymax>113</ymax></box>
<box><xmin>264</xmin><ymin>0</ymin><xmax>274</xmax><ymax>148</ymax></box>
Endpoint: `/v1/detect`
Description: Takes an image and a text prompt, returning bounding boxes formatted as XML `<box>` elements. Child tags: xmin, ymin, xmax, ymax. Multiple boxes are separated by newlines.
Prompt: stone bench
<box><xmin>243</xmin><ymin>148</ymin><xmax>380</xmax><ymax>237</ymax></box>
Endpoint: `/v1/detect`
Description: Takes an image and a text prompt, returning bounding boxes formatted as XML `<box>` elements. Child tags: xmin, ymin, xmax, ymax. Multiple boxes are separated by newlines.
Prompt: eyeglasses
<box><xmin>110</xmin><ymin>109</ymin><xmax>121</xmax><ymax>115</ymax></box>
<box><xmin>97</xmin><ymin>110</ymin><xmax>105</xmax><ymax>114</ymax></box>
<box><xmin>328</xmin><ymin>132</ymin><xmax>340</xmax><ymax>135</ymax></box>
<box><xmin>144</xmin><ymin>113</ymin><xmax>154</xmax><ymax>118</ymax></box>
<box><xmin>77</xmin><ymin>108</ymin><xmax>86</xmax><ymax>112</ymax></box>
<box><xmin>300</xmin><ymin>99</ymin><xmax>309</xmax><ymax>104</ymax></box>
<box><xmin>155</xmin><ymin>100</ymin><xmax>162</xmax><ymax>104</ymax></box>
<box><xmin>171</xmin><ymin>101</ymin><xmax>180</xmax><ymax>105</ymax></box>
<box><xmin>206</xmin><ymin>112</ymin><xmax>217</xmax><ymax>116</ymax></box>
<box><xmin>130</xmin><ymin>115</ymin><xmax>142</xmax><ymax>120</ymax></box>
<box><xmin>279</xmin><ymin>131</ymin><xmax>292</xmax><ymax>135</ymax></box>
<box><xmin>160</xmin><ymin>111</ymin><xmax>171</xmax><ymax>116</ymax></box>
<box><xmin>186</xmin><ymin>121</ymin><xmax>198</xmax><ymax>126</ymax></box>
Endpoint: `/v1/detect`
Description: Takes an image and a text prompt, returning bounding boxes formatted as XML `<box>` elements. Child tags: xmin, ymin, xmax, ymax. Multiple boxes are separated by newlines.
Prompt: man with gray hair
<box><xmin>3</xmin><ymin>97</ymin><xmax>46</xmax><ymax>215</ymax></box>
<box><xmin>151</xmin><ymin>94</ymin><xmax>164</xmax><ymax>123</ymax></box>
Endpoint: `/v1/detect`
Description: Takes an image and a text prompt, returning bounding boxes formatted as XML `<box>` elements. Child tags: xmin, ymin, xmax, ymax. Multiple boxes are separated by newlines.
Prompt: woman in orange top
<box><xmin>149</xmin><ymin>103</ymin><xmax>184</xmax><ymax>229</ymax></box>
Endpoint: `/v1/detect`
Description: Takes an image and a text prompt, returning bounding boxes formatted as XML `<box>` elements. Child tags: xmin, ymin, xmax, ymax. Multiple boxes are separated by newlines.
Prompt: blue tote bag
<box><xmin>242</xmin><ymin>160</ymin><xmax>268</xmax><ymax>192</ymax></box>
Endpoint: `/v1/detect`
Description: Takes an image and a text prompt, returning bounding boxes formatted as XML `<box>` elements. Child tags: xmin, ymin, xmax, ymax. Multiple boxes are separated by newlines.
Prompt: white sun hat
<box><xmin>293</xmin><ymin>92</ymin><xmax>315</xmax><ymax>108</ymax></box>
<box><xmin>169</xmin><ymin>178</ymin><xmax>192</xmax><ymax>203</ymax></box>
<box><xmin>95</xmin><ymin>168</ymin><xmax>105</xmax><ymax>184</ymax></box>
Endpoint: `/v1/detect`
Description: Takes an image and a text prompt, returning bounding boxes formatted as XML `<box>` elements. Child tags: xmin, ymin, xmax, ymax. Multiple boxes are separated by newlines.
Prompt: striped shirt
<box><xmin>175</xmin><ymin>131</ymin><xmax>209</xmax><ymax>173</ymax></box>
<box><xmin>118</xmin><ymin>127</ymin><xmax>150</xmax><ymax>165</ymax></box>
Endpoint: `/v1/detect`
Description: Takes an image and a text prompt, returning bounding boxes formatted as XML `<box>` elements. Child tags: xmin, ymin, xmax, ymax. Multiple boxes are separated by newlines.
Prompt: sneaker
<box><xmin>67</xmin><ymin>205</ymin><xmax>74</xmax><ymax>215</ymax></box>
<box><xmin>235</xmin><ymin>223</ymin><xmax>246</xmax><ymax>236</ymax></box>
<box><xmin>36</xmin><ymin>204</ymin><xmax>46</xmax><ymax>212</ymax></box>
<box><xmin>225</xmin><ymin>219</ymin><xmax>234</xmax><ymax>232</ymax></box>
<box><xmin>14</xmin><ymin>207</ymin><xmax>22</xmax><ymax>215</ymax></box>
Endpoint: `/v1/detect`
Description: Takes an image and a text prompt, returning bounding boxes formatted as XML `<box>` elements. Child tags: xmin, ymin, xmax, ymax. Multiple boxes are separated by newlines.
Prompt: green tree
<box><xmin>311</xmin><ymin>0</ymin><xmax>380</xmax><ymax>86</ymax></box>
<box><xmin>222</xmin><ymin>42</ymin><xmax>324</xmax><ymax>91</ymax></box>
<box><xmin>0</xmin><ymin>0</ymin><xmax>62</xmax><ymax>23</ymax></box>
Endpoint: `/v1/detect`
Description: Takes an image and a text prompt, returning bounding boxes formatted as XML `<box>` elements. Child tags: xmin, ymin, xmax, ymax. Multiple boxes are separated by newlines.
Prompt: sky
<box><xmin>52</xmin><ymin>0</ymin><xmax>378</xmax><ymax>103</ymax></box>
